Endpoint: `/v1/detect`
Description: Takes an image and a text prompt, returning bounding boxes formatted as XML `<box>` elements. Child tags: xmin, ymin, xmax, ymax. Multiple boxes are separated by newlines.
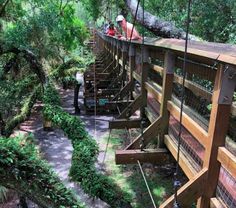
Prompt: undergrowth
<box><xmin>43</xmin><ymin>84</ymin><xmax>132</xmax><ymax>208</ymax></box>
<box><xmin>2</xmin><ymin>86</ymin><xmax>40</xmax><ymax>137</ymax></box>
<box><xmin>101</xmin><ymin>130</ymin><xmax>174</xmax><ymax>208</ymax></box>
<box><xmin>0</xmin><ymin>135</ymin><xmax>83</xmax><ymax>208</ymax></box>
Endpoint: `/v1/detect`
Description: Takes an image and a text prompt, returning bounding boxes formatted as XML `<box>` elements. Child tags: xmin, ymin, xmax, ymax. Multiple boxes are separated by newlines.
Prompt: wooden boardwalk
<box><xmin>88</xmin><ymin>31</ymin><xmax>236</xmax><ymax>208</ymax></box>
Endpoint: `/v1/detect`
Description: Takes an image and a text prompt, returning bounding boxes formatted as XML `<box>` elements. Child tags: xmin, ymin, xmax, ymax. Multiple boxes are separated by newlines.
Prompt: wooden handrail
<box><xmin>97</xmin><ymin>31</ymin><xmax>236</xmax><ymax>67</ymax></box>
<box><xmin>96</xmin><ymin>30</ymin><xmax>236</xmax><ymax>208</ymax></box>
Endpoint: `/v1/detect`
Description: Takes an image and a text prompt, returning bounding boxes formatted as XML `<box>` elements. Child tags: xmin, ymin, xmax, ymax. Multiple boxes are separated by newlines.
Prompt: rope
<box><xmin>173</xmin><ymin>0</ymin><xmax>192</xmax><ymax>207</ymax></box>
<box><xmin>139</xmin><ymin>0</ymin><xmax>145</xmax><ymax>151</ymax></box>
<box><xmin>137</xmin><ymin>160</ymin><xmax>157</xmax><ymax>208</ymax></box>
<box><xmin>92</xmin><ymin>24</ymin><xmax>97</xmax><ymax>139</ymax></box>
<box><xmin>140</xmin><ymin>118</ymin><xmax>145</xmax><ymax>150</ymax></box>
<box><xmin>127</xmin><ymin>0</ymin><xmax>141</xmax><ymax>45</ymax></box>
<box><xmin>102</xmin><ymin>128</ymin><xmax>112</xmax><ymax>164</ymax></box>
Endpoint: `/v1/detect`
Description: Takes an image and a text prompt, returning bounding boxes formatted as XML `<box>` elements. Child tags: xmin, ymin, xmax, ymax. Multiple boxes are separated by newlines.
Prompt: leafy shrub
<box><xmin>2</xmin><ymin>86</ymin><xmax>40</xmax><ymax>137</ymax></box>
<box><xmin>0</xmin><ymin>186</ymin><xmax>8</xmax><ymax>203</ymax></box>
<box><xmin>43</xmin><ymin>84</ymin><xmax>132</xmax><ymax>208</ymax></box>
<box><xmin>0</xmin><ymin>135</ymin><xmax>83</xmax><ymax>208</ymax></box>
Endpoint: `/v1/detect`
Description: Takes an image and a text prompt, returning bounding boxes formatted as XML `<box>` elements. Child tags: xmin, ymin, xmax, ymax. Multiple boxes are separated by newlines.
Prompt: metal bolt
<box><xmin>173</xmin><ymin>201</ymin><xmax>181</xmax><ymax>208</ymax></box>
<box><xmin>224</xmin><ymin>65</ymin><xmax>229</xmax><ymax>73</ymax></box>
<box><xmin>223</xmin><ymin>96</ymin><xmax>229</xmax><ymax>102</ymax></box>
<box><xmin>229</xmin><ymin>72</ymin><xmax>236</xmax><ymax>80</ymax></box>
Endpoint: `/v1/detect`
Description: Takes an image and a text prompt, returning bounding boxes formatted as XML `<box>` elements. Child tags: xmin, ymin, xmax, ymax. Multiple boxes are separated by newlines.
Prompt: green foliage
<box><xmin>50</xmin><ymin>58</ymin><xmax>85</xmax><ymax>87</ymax></box>
<box><xmin>80</xmin><ymin>0</ymin><xmax>101</xmax><ymax>20</ymax></box>
<box><xmin>0</xmin><ymin>74</ymin><xmax>40</xmax><ymax>137</ymax></box>
<box><xmin>2</xmin><ymin>86</ymin><xmax>40</xmax><ymax>137</ymax></box>
<box><xmin>145</xmin><ymin>0</ymin><xmax>236</xmax><ymax>43</ymax></box>
<box><xmin>2</xmin><ymin>0</ymin><xmax>88</xmax><ymax>60</ymax></box>
<box><xmin>43</xmin><ymin>84</ymin><xmax>132</xmax><ymax>207</ymax></box>
<box><xmin>0</xmin><ymin>185</ymin><xmax>8</xmax><ymax>203</ymax></box>
<box><xmin>82</xmin><ymin>0</ymin><xmax>236</xmax><ymax>43</ymax></box>
<box><xmin>0</xmin><ymin>135</ymin><xmax>83</xmax><ymax>208</ymax></box>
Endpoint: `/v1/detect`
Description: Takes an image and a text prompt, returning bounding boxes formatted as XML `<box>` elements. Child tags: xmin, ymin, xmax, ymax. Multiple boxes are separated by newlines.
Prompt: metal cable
<box><xmin>139</xmin><ymin>0</ymin><xmax>145</xmax><ymax>151</ymax></box>
<box><xmin>174</xmin><ymin>0</ymin><xmax>192</xmax><ymax>207</ymax></box>
<box><xmin>102</xmin><ymin>128</ymin><xmax>112</xmax><ymax>164</ymax></box>
<box><xmin>93</xmin><ymin>27</ymin><xmax>97</xmax><ymax>138</ymax></box>
<box><xmin>137</xmin><ymin>160</ymin><xmax>157</xmax><ymax>208</ymax></box>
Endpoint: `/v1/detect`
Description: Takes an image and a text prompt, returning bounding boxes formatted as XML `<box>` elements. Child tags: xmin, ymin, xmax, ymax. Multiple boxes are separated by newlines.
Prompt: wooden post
<box><xmin>129</xmin><ymin>44</ymin><xmax>135</xmax><ymax>99</ymax></box>
<box><xmin>112</xmin><ymin>39</ymin><xmax>116</xmax><ymax>69</ymax></box>
<box><xmin>129</xmin><ymin>44</ymin><xmax>135</xmax><ymax>81</ymax></box>
<box><xmin>140</xmin><ymin>46</ymin><xmax>149</xmax><ymax>118</ymax></box>
<box><xmin>197</xmin><ymin>64</ymin><xmax>236</xmax><ymax>208</ymax></box>
<box><xmin>159</xmin><ymin>51</ymin><xmax>175</xmax><ymax>147</ymax></box>
<box><xmin>121</xmin><ymin>42</ymin><xmax>128</xmax><ymax>87</ymax></box>
<box><xmin>116</xmin><ymin>40</ymin><xmax>122</xmax><ymax>77</ymax></box>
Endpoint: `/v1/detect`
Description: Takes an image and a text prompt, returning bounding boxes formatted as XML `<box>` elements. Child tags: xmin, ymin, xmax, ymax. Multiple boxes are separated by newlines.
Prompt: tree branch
<box><xmin>0</xmin><ymin>45</ymin><xmax>47</xmax><ymax>85</ymax></box>
<box><xmin>0</xmin><ymin>0</ymin><xmax>10</xmax><ymax>17</ymax></box>
<box><xmin>125</xmin><ymin>0</ymin><xmax>199</xmax><ymax>40</ymax></box>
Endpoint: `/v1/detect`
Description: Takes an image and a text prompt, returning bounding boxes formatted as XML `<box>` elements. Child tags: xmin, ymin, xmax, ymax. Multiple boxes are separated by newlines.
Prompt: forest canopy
<box><xmin>80</xmin><ymin>0</ymin><xmax>236</xmax><ymax>43</ymax></box>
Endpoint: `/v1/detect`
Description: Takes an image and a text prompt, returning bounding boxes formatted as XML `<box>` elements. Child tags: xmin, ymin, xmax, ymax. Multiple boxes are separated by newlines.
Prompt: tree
<box><xmin>0</xmin><ymin>1</ymin><xmax>88</xmax><ymax>206</ymax></box>
<box><xmin>0</xmin><ymin>0</ymin><xmax>88</xmax><ymax>134</ymax></box>
<box><xmin>80</xmin><ymin>0</ymin><xmax>236</xmax><ymax>43</ymax></box>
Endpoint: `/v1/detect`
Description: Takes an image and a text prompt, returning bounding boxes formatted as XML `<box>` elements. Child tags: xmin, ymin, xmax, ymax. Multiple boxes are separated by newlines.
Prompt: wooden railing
<box><xmin>94</xmin><ymin>31</ymin><xmax>236</xmax><ymax>208</ymax></box>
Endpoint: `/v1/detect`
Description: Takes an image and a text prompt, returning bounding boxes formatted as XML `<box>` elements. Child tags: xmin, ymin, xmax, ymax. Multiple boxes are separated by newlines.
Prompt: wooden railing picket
<box><xmin>158</xmin><ymin>51</ymin><xmax>175</xmax><ymax>147</ymax></box>
<box><xmin>140</xmin><ymin>46</ymin><xmax>149</xmax><ymax>118</ymax></box>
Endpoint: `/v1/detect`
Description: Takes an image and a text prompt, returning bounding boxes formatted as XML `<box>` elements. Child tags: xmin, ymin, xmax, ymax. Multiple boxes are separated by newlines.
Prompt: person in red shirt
<box><xmin>107</xmin><ymin>23</ymin><xmax>117</xmax><ymax>36</ymax></box>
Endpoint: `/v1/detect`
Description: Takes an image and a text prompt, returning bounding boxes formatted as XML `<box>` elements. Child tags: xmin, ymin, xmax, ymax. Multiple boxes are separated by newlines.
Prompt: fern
<box><xmin>0</xmin><ymin>186</ymin><xmax>8</xmax><ymax>203</ymax></box>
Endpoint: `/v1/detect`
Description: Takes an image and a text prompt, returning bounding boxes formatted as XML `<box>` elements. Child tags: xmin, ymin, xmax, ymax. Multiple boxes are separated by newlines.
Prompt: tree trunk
<box><xmin>19</xmin><ymin>196</ymin><xmax>28</xmax><ymax>208</ymax></box>
<box><xmin>125</xmin><ymin>0</ymin><xmax>199</xmax><ymax>40</ymax></box>
<box><xmin>74</xmin><ymin>83</ymin><xmax>81</xmax><ymax>114</ymax></box>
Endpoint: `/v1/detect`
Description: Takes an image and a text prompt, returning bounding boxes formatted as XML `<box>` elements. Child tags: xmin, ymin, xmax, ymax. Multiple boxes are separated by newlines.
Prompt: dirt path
<box><xmin>15</xmin><ymin>86</ymin><xmax>112</xmax><ymax>208</ymax></box>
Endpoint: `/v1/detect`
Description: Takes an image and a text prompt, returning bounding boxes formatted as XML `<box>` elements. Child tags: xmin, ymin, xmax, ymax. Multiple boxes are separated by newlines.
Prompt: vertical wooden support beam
<box><xmin>110</xmin><ymin>39</ymin><xmax>115</xmax><ymax>70</ymax></box>
<box><xmin>140</xmin><ymin>46</ymin><xmax>149</xmax><ymax>117</ymax></box>
<box><xmin>159</xmin><ymin>51</ymin><xmax>175</xmax><ymax>147</ymax></box>
<box><xmin>121</xmin><ymin>42</ymin><xmax>128</xmax><ymax>87</ymax></box>
<box><xmin>128</xmin><ymin>44</ymin><xmax>136</xmax><ymax>99</ymax></box>
<box><xmin>105</xmin><ymin>38</ymin><xmax>112</xmax><ymax>66</ymax></box>
<box><xmin>115</xmin><ymin>40</ymin><xmax>122</xmax><ymax>77</ymax></box>
<box><xmin>129</xmin><ymin>44</ymin><xmax>135</xmax><ymax>81</ymax></box>
<box><xmin>112</xmin><ymin>40</ymin><xmax>116</xmax><ymax>62</ymax></box>
<box><xmin>197</xmin><ymin>64</ymin><xmax>236</xmax><ymax>208</ymax></box>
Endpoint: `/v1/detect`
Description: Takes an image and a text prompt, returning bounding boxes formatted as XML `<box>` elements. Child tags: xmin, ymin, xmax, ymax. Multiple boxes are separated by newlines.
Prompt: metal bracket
<box><xmin>117</xmin><ymin>40</ymin><xmax>122</xmax><ymax>50</ymax></box>
<box><xmin>164</xmin><ymin>51</ymin><xmax>175</xmax><ymax>74</ymax></box>
<box><xmin>114</xmin><ymin>39</ymin><xmax>118</xmax><ymax>47</ymax></box>
<box><xmin>135</xmin><ymin>53</ymin><xmax>142</xmax><ymax>64</ymax></box>
<box><xmin>142</xmin><ymin>46</ymin><xmax>149</xmax><ymax>63</ymax></box>
<box><xmin>122</xmin><ymin>42</ymin><xmax>128</xmax><ymax>52</ymax></box>
<box><xmin>129</xmin><ymin>44</ymin><xmax>135</xmax><ymax>56</ymax></box>
<box><xmin>218</xmin><ymin>64</ymin><xmax>236</xmax><ymax>104</ymax></box>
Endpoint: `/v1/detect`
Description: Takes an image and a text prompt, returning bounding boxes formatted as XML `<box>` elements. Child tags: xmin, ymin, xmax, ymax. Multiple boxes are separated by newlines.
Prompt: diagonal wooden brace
<box><xmin>160</xmin><ymin>168</ymin><xmax>208</xmax><ymax>208</ymax></box>
<box><xmin>118</xmin><ymin>95</ymin><xmax>142</xmax><ymax>119</ymax></box>
<box><xmin>112</xmin><ymin>81</ymin><xmax>133</xmax><ymax>101</ymax></box>
<box><xmin>125</xmin><ymin>116</ymin><xmax>162</xmax><ymax>149</ymax></box>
